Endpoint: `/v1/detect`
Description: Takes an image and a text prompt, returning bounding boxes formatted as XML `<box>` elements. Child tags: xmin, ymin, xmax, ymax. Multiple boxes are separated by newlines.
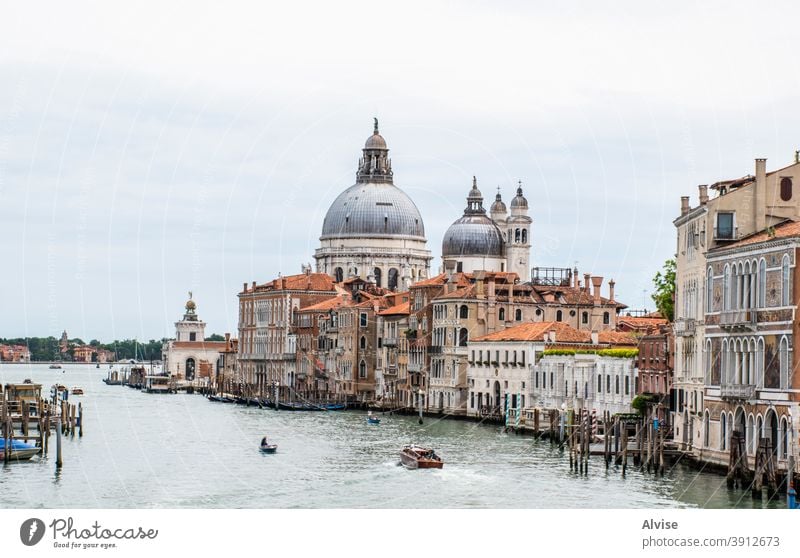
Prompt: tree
<box><xmin>205</xmin><ymin>334</ymin><xmax>225</xmax><ymax>342</ymax></box>
<box><xmin>651</xmin><ymin>258</ymin><xmax>676</xmax><ymax>322</ymax></box>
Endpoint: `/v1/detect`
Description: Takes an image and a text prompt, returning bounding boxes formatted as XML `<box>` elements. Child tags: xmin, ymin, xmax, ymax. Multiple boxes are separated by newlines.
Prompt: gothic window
<box><xmin>781</xmin><ymin>177</ymin><xmax>793</xmax><ymax>201</ymax></box>
<box><xmin>334</xmin><ymin>267</ymin><xmax>343</xmax><ymax>283</ymax></box>
<box><xmin>556</xmin><ymin>310</ymin><xmax>562</xmax><ymax>322</ymax></box>
<box><xmin>359</xmin><ymin>360</ymin><xmax>367</xmax><ymax>379</ymax></box>
<box><xmin>582</xmin><ymin>311</ymin><xmax>588</xmax><ymax>324</ymax></box>
<box><xmin>388</xmin><ymin>268</ymin><xmax>399</xmax><ymax>291</ymax></box>
<box><xmin>360</xmin><ymin>336</ymin><xmax>366</xmax><ymax>350</ymax></box>
<box><xmin>723</xmin><ymin>264</ymin><xmax>730</xmax><ymax>310</ymax></box>
<box><xmin>780</xmin><ymin>336</ymin><xmax>789</xmax><ymax>389</ymax></box>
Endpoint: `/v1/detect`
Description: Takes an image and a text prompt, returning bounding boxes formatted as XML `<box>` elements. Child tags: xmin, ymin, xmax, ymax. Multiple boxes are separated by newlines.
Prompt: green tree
<box><xmin>651</xmin><ymin>258</ymin><xmax>676</xmax><ymax>322</ymax></box>
<box><xmin>205</xmin><ymin>333</ymin><xmax>225</xmax><ymax>342</ymax></box>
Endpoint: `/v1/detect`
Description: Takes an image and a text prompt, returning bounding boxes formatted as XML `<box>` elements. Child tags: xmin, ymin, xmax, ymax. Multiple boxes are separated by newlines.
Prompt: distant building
<box><xmin>0</xmin><ymin>344</ymin><xmax>31</xmax><ymax>362</ymax></box>
<box><xmin>636</xmin><ymin>324</ymin><xmax>674</xmax><ymax>429</ymax></box>
<box><xmin>161</xmin><ymin>294</ymin><xmax>230</xmax><ymax>384</ymax></box>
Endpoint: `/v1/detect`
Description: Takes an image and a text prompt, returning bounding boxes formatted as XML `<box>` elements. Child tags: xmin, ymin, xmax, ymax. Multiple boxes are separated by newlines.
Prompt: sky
<box><xmin>2</xmin><ymin>1</ymin><xmax>800</xmax><ymax>341</ymax></box>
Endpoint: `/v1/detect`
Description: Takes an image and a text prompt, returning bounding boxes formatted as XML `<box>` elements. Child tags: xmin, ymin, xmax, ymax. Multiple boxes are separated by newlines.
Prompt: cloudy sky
<box><xmin>2</xmin><ymin>1</ymin><xmax>800</xmax><ymax>341</ymax></box>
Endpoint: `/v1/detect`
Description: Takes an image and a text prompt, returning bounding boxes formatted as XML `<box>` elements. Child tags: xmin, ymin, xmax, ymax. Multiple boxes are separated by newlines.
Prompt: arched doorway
<box><xmin>493</xmin><ymin>381</ymin><xmax>501</xmax><ymax>413</ymax></box>
<box><xmin>185</xmin><ymin>358</ymin><xmax>196</xmax><ymax>381</ymax></box>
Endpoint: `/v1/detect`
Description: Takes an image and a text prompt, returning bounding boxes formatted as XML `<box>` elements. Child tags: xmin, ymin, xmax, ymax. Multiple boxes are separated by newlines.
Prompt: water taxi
<box><xmin>70</xmin><ymin>387</ymin><xmax>85</xmax><ymax>396</ymax></box>
<box><xmin>400</xmin><ymin>445</ymin><xmax>443</xmax><ymax>470</ymax></box>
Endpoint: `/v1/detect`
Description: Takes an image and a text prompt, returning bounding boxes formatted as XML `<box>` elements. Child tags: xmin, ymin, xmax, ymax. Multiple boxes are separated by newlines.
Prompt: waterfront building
<box><xmin>617</xmin><ymin>312</ymin><xmax>668</xmax><ymax>335</ymax></box>
<box><xmin>375</xmin><ymin>293</ymin><xmax>411</xmax><ymax>406</ymax></box>
<box><xmin>674</xmin><ymin>155</ymin><xmax>800</xmax><ymax>454</ymax></box>
<box><xmin>314</xmin><ymin>120</ymin><xmax>432</xmax><ymax>290</ymax></box>
<box><xmin>699</xmin><ymin>220</ymin><xmax>800</xmax><ymax>471</ymax></box>
<box><xmin>214</xmin><ymin>334</ymin><xmax>239</xmax><ymax>394</ymax></box>
<box><xmin>237</xmin><ymin>271</ymin><xmax>339</xmax><ymax>399</ymax></box>
<box><xmin>636</xmin><ymin>324</ymin><xmax>674</xmax><ymax>429</ymax></box>
<box><xmin>0</xmin><ymin>344</ymin><xmax>31</xmax><ymax>362</ymax></box>
<box><xmin>162</xmin><ymin>294</ymin><xmax>230</xmax><ymax>384</ymax></box>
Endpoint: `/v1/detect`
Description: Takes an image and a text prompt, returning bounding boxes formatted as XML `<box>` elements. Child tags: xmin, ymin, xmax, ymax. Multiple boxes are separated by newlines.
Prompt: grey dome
<box><xmin>442</xmin><ymin>216</ymin><xmax>505</xmax><ymax>257</ymax></box>
<box><xmin>365</xmin><ymin>132</ymin><xmax>388</xmax><ymax>150</ymax></box>
<box><xmin>321</xmin><ymin>182</ymin><xmax>426</xmax><ymax>240</ymax></box>
<box><xmin>490</xmin><ymin>191</ymin><xmax>506</xmax><ymax>213</ymax></box>
<box><xmin>510</xmin><ymin>186</ymin><xmax>528</xmax><ymax>209</ymax></box>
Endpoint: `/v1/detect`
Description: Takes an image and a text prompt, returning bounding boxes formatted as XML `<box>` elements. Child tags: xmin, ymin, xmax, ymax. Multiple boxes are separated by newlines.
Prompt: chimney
<box><xmin>243</xmin><ymin>282</ymin><xmax>248</xmax><ymax>293</ymax></box>
<box><xmin>755</xmin><ymin>158</ymin><xmax>767</xmax><ymax>232</ymax></box>
<box><xmin>608</xmin><ymin>279</ymin><xmax>616</xmax><ymax>303</ymax></box>
<box><xmin>680</xmin><ymin>196</ymin><xmax>690</xmax><ymax>216</ymax></box>
<box><xmin>591</xmin><ymin>330</ymin><xmax>598</xmax><ymax>345</ymax></box>
<box><xmin>225</xmin><ymin>332</ymin><xmax>231</xmax><ymax>350</ymax></box>
<box><xmin>573</xmin><ymin>267</ymin><xmax>579</xmax><ymax>289</ymax></box>
<box><xmin>698</xmin><ymin>185</ymin><xmax>708</xmax><ymax>205</ymax></box>
<box><xmin>252</xmin><ymin>280</ymin><xmax>256</xmax><ymax>290</ymax></box>
<box><xmin>584</xmin><ymin>273</ymin><xmax>591</xmax><ymax>294</ymax></box>
<box><xmin>591</xmin><ymin>276</ymin><xmax>603</xmax><ymax>306</ymax></box>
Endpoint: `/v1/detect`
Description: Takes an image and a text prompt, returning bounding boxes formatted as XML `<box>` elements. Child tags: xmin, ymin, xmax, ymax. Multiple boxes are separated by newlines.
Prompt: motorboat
<box><xmin>400</xmin><ymin>445</ymin><xmax>443</xmax><ymax>470</ymax></box>
<box><xmin>0</xmin><ymin>440</ymin><xmax>40</xmax><ymax>461</ymax></box>
<box><xmin>70</xmin><ymin>387</ymin><xmax>84</xmax><ymax>396</ymax></box>
<box><xmin>49</xmin><ymin>364</ymin><xmax>62</xmax><ymax>369</ymax></box>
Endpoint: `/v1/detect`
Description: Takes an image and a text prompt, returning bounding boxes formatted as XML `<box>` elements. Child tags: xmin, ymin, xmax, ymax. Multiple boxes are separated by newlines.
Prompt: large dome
<box><xmin>442</xmin><ymin>215</ymin><xmax>504</xmax><ymax>257</ymax></box>
<box><xmin>320</xmin><ymin>182</ymin><xmax>426</xmax><ymax>240</ymax></box>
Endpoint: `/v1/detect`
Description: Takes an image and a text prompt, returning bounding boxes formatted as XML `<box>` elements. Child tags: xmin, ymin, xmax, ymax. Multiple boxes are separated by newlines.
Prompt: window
<box><xmin>189</xmin><ymin>332</ymin><xmax>196</xmax><ymax>342</ymax></box>
<box><xmin>458</xmin><ymin>328</ymin><xmax>468</xmax><ymax>347</ymax></box>
<box><xmin>334</xmin><ymin>267</ymin><xmax>343</xmax><ymax>283</ymax></box>
<box><xmin>720</xmin><ymin>413</ymin><xmax>727</xmax><ymax>451</ymax></box>
<box><xmin>716</xmin><ymin>212</ymin><xmax>734</xmax><ymax>239</ymax></box>
<box><xmin>515</xmin><ymin>309</ymin><xmax>522</xmax><ymax>321</ymax></box>
<box><xmin>556</xmin><ymin>310</ymin><xmax>562</xmax><ymax>322</ymax></box>
<box><xmin>625</xmin><ymin>376</ymin><xmax>629</xmax><ymax>395</ymax></box>
<box><xmin>758</xmin><ymin>259</ymin><xmax>766</xmax><ymax>308</ymax></box>
<box><xmin>459</xmin><ymin>305</ymin><xmax>468</xmax><ymax>319</ymax></box>
<box><xmin>456</xmin><ymin>262</ymin><xmax>463</xmax><ymax>273</ymax></box>
<box><xmin>582</xmin><ymin>312</ymin><xmax>588</xmax><ymax>324</ymax></box>
<box><xmin>603</xmin><ymin>312</ymin><xmax>610</xmax><ymax>325</ymax></box>
<box><xmin>782</xmin><ymin>255</ymin><xmax>790</xmax><ymax>306</ymax></box>
<box><xmin>360</xmin><ymin>313</ymin><xmax>368</xmax><ymax>327</ymax></box>
<box><xmin>780</xmin><ymin>336</ymin><xmax>789</xmax><ymax>389</ymax></box>
<box><xmin>597</xmin><ymin>374</ymin><xmax>602</xmax><ymax>393</ymax></box>
<box><xmin>522</xmin><ymin>229</ymin><xmax>527</xmax><ymax>243</ymax></box>
<box><xmin>781</xmin><ymin>177</ymin><xmax>793</xmax><ymax>201</ymax></box>
<box><xmin>373</xmin><ymin>268</ymin><xmax>382</xmax><ymax>287</ymax></box>
<box><xmin>615</xmin><ymin>376</ymin><xmax>619</xmax><ymax>394</ymax></box>
<box><xmin>359</xmin><ymin>360</ymin><xmax>367</xmax><ymax>379</ymax></box>
<box><xmin>388</xmin><ymin>268</ymin><xmax>399</xmax><ymax>291</ymax></box>
<box><xmin>499</xmin><ymin>308</ymin><xmax>505</xmax><ymax>321</ymax></box>
<box><xmin>707</xmin><ymin>267</ymin><xmax>713</xmax><ymax>312</ymax></box>
<box><xmin>360</xmin><ymin>336</ymin><xmax>366</xmax><ymax>350</ymax></box>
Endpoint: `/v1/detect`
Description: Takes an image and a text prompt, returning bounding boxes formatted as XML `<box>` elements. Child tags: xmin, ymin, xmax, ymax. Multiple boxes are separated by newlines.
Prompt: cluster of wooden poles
<box><xmin>1</xmin><ymin>390</ymin><xmax>83</xmax><ymax>468</ymax></box>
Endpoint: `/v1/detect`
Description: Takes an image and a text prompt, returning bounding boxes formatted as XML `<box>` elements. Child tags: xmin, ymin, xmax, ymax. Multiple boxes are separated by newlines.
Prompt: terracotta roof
<box><xmin>298</xmin><ymin>295</ymin><xmax>351</xmax><ymax>312</ymax></box>
<box><xmin>617</xmin><ymin>316</ymin><xmax>668</xmax><ymax>329</ymax></box>
<box><xmin>247</xmin><ymin>272</ymin><xmax>337</xmax><ymax>294</ymax></box>
<box><xmin>472</xmin><ymin>322</ymin><xmax>589</xmax><ymax>343</ymax></box>
<box><xmin>719</xmin><ymin>220</ymin><xmax>800</xmax><ymax>249</ymax></box>
<box><xmin>378</xmin><ymin>301</ymin><xmax>410</xmax><ymax>316</ymax></box>
<box><xmin>412</xmin><ymin>273</ymin><xmax>448</xmax><ymax>287</ymax></box>
<box><xmin>597</xmin><ymin>331</ymin><xmax>639</xmax><ymax>346</ymax></box>
<box><xmin>171</xmin><ymin>341</ymin><xmax>228</xmax><ymax>350</ymax></box>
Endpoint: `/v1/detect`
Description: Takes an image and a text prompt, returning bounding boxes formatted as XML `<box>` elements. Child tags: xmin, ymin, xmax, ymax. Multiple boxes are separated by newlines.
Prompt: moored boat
<box><xmin>276</xmin><ymin>401</ymin><xmax>325</xmax><ymax>411</ymax></box>
<box><xmin>70</xmin><ymin>387</ymin><xmax>84</xmax><ymax>396</ymax></box>
<box><xmin>400</xmin><ymin>445</ymin><xmax>443</xmax><ymax>469</ymax></box>
<box><xmin>0</xmin><ymin>440</ymin><xmax>40</xmax><ymax>461</ymax></box>
<box><xmin>49</xmin><ymin>364</ymin><xmax>62</xmax><ymax>369</ymax></box>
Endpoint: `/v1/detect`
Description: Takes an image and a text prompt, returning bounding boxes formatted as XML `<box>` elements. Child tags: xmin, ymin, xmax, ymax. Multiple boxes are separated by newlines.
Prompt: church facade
<box><xmin>162</xmin><ymin>295</ymin><xmax>228</xmax><ymax>384</ymax></box>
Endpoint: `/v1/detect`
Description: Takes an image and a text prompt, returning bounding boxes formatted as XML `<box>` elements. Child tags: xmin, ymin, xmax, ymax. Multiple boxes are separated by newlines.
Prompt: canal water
<box><xmin>0</xmin><ymin>364</ymin><xmax>783</xmax><ymax>509</ymax></box>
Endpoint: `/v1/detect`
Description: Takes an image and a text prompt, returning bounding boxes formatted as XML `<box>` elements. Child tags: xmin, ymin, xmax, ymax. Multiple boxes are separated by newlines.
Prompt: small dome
<box><xmin>490</xmin><ymin>191</ymin><xmax>507</xmax><ymax>213</ymax></box>
<box><xmin>510</xmin><ymin>186</ymin><xmax>528</xmax><ymax>209</ymax></box>
<box><xmin>365</xmin><ymin>132</ymin><xmax>387</xmax><ymax>150</ymax></box>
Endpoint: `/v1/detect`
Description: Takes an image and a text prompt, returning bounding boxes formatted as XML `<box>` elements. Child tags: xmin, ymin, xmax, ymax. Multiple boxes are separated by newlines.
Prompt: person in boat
<box><xmin>261</xmin><ymin>436</ymin><xmax>268</xmax><ymax>447</ymax></box>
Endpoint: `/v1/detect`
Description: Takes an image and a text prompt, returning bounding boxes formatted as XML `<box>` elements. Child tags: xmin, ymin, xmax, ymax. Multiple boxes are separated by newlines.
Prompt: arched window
<box><xmin>359</xmin><ymin>360</ymin><xmax>367</xmax><ymax>379</ymax></box>
<box><xmin>780</xmin><ymin>417</ymin><xmax>789</xmax><ymax>459</ymax></box>
<box><xmin>782</xmin><ymin>255</ymin><xmax>790</xmax><ymax>306</ymax></box>
<box><xmin>515</xmin><ymin>229</ymin><xmax>521</xmax><ymax>243</ymax></box>
<box><xmin>603</xmin><ymin>312</ymin><xmax>610</xmax><ymax>325</ymax></box>
<box><xmin>373</xmin><ymin>268</ymin><xmax>382</xmax><ymax>287</ymax></box>
<box><xmin>556</xmin><ymin>310</ymin><xmax>562</xmax><ymax>322</ymax></box>
<box><xmin>334</xmin><ymin>267</ymin><xmax>344</xmax><ymax>283</ymax></box>
<box><xmin>723</xmin><ymin>264</ymin><xmax>730</xmax><ymax>310</ymax></box>
<box><xmin>515</xmin><ymin>309</ymin><xmax>522</xmax><ymax>321</ymax></box>
<box><xmin>499</xmin><ymin>308</ymin><xmax>505</xmax><ymax>321</ymax></box>
<box><xmin>459</xmin><ymin>305</ymin><xmax>468</xmax><ymax>319</ymax></box>
<box><xmin>360</xmin><ymin>336</ymin><xmax>366</xmax><ymax>350</ymax></box>
<box><xmin>522</xmin><ymin>229</ymin><xmax>527</xmax><ymax>243</ymax></box>
<box><xmin>781</xmin><ymin>177</ymin><xmax>793</xmax><ymax>201</ymax></box>
<box><xmin>747</xmin><ymin>414</ymin><xmax>755</xmax><ymax>455</ymax></box>
<box><xmin>582</xmin><ymin>311</ymin><xmax>588</xmax><ymax>324</ymax></box>
<box><xmin>707</xmin><ymin>267</ymin><xmax>713</xmax><ymax>312</ymax></box>
<box><xmin>458</xmin><ymin>328</ymin><xmax>468</xmax><ymax>347</ymax></box>
<box><xmin>388</xmin><ymin>268</ymin><xmax>399</xmax><ymax>291</ymax></box>
<box><xmin>780</xmin><ymin>336</ymin><xmax>789</xmax><ymax>389</ymax></box>
<box><xmin>758</xmin><ymin>259</ymin><xmax>766</xmax><ymax>308</ymax></box>
<box><xmin>704</xmin><ymin>411</ymin><xmax>710</xmax><ymax>447</ymax></box>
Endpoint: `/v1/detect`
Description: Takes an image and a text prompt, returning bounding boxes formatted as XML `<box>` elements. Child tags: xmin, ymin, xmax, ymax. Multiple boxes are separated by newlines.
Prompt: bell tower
<box><xmin>506</xmin><ymin>181</ymin><xmax>532</xmax><ymax>281</ymax></box>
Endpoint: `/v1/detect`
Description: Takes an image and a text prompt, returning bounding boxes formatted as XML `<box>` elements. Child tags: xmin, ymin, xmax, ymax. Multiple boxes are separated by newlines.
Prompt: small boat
<box><xmin>400</xmin><ymin>445</ymin><xmax>443</xmax><ymax>470</ymax></box>
<box><xmin>276</xmin><ymin>401</ymin><xmax>325</xmax><ymax>411</ymax></box>
<box><xmin>208</xmin><ymin>394</ymin><xmax>236</xmax><ymax>403</ymax></box>
<box><xmin>0</xmin><ymin>440</ymin><xmax>40</xmax><ymax>461</ymax></box>
<box><xmin>70</xmin><ymin>387</ymin><xmax>84</xmax><ymax>396</ymax></box>
<box><xmin>259</xmin><ymin>437</ymin><xmax>277</xmax><ymax>454</ymax></box>
<box><xmin>49</xmin><ymin>364</ymin><xmax>62</xmax><ymax>369</ymax></box>
<box><xmin>367</xmin><ymin>413</ymin><xmax>381</xmax><ymax>424</ymax></box>
<box><xmin>323</xmin><ymin>403</ymin><xmax>346</xmax><ymax>411</ymax></box>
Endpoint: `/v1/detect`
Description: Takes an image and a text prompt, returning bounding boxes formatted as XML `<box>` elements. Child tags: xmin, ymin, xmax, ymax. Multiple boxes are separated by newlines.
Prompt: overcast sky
<box><xmin>2</xmin><ymin>1</ymin><xmax>800</xmax><ymax>341</ymax></box>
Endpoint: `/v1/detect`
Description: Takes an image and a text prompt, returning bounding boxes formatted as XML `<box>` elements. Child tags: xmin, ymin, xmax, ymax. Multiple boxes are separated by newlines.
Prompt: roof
<box><xmin>412</xmin><ymin>273</ymin><xmax>448</xmax><ymax>287</ymax></box>
<box><xmin>719</xmin><ymin>219</ymin><xmax>800</xmax><ymax>250</ymax></box>
<box><xmin>171</xmin><ymin>341</ymin><xmax>228</xmax><ymax>350</ymax></box>
<box><xmin>616</xmin><ymin>316</ymin><xmax>668</xmax><ymax>331</ymax></box>
<box><xmin>297</xmin><ymin>295</ymin><xmax>352</xmax><ymax>312</ymax></box>
<box><xmin>246</xmin><ymin>272</ymin><xmax>337</xmax><ymax>294</ymax></box>
<box><xmin>378</xmin><ymin>301</ymin><xmax>410</xmax><ymax>316</ymax></box>
<box><xmin>597</xmin><ymin>331</ymin><xmax>638</xmax><ymax>346</ymax></box>
<box><xmin>472</xmin><ymin>322</ymin><xmax>589</xmax><ymax>343</ymax></box>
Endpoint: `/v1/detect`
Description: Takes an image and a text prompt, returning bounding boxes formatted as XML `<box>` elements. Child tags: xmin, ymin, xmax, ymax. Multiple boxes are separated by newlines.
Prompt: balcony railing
<box><xmin>720</xmin><ymin>383</ymin><xmax>756</xmax><ymax>399</ymax></box>
<box><xmin>674</xmin><ymin>318</ymin><xmax>696</xmax><ymax>337</ymax></box>
<box><xmin>719</xmin><ymin>310</ymin><xmax>757</xmax><ymax>329</ymax></box>
<box><xmin>383</xmin><ymin>337</ymin><xmax>397</xmax><ymax>347</ymax></box>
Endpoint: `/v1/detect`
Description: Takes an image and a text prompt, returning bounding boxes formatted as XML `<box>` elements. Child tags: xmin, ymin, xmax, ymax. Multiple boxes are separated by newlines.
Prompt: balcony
<box><xmin>428</xmin><ymin>346</ymin><xmax>443</xmax><ymax>354</ymax></box>
<box><xmin>280</xmin><ymin>352</ymin><xmax>296</xmax><ymax>360</ymax></box>
<box><xmin>713</xmin><ymin>226</ymin><xmax>738</xmax><ymax>242</ymax></box>
<box><xmin>719</xmin><ymin>310</ymin><xmax>757</xmax><ymax>330</ymax></box>
<box><xmin>384</xmin><ymin>365</ymin><xmax>397</xmax><ymax>376</ymax></box>
<box><xmin>674</xmin><ymin>318</ymin><xmax>696</xmax><ymax>337</ymax></box>
<box><xmin>383</xmin><ymin>337</ymin><xmax>397</xmax><ymax>347</ymax></box>
<box><xmin>720</xmin><ymin>383</ymin><xmax>756</xmax><ymax>400</ymax></box>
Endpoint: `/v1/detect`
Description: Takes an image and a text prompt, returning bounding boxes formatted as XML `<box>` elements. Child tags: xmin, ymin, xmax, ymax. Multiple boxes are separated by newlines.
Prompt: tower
<box><xmin>175</xmin><ymin>292</ymin><xmax>206</xmax><ymax>342</ymax></box>
<box><xmin>506</xmin><ymin>182</ymin><xmax>532</xmax><ymax>281</ymax></box>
